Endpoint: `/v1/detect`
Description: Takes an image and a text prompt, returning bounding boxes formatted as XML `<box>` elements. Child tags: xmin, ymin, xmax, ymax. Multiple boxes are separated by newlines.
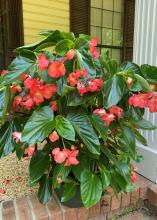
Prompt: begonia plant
<box><xmin>0</xmin><ymin>30</ymin><xmax>157</xmax><ymax>208</ymax></box>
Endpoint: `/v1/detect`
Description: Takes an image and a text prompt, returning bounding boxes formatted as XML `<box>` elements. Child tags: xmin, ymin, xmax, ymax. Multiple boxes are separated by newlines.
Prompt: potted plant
<box><xmin>0</xmin><ymin>30</ymin><xmax>157</xmax><ymax>208</ymax></box>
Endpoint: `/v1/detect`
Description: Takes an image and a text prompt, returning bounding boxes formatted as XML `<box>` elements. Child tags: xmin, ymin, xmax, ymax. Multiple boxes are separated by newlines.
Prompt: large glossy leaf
<box><xmin>67</xmin><ymin>109</ymin><xmax>100</xmax><ymax>155</ymax></box>
<box><xmin>29</xmin><ymin>150</ymin><xmax>50</xmax><ymax>185</ymax></box>
<box><xmin>100</xmin><ymin>167</ymin><xmax>111</xmax><ymax>188</ymax></box>
<box><xmin>132</xmin><ymin>118</ymin><xmax>157</xmax><ymax>130</ymax></box>
<box><xmin>134</xmin><ymin>74</ymin><xmax>150</xmax><ymax>92</ymax></box>
<box><xmin>133</xmin><ymin>129</ymin><xmax>147</xmax><ymax>146</ymax></box>
<box><xmin>120</xmin><ymin>62</ymin><xmax>140</xmax><ymax>74</ymax></box>
<box><xmin>80</xmin><ymin>170</ymin><xmax>102</xmax><ymax>208</ymax></box>
<box><xmin>61</xmin><ymin>182</ymin><xmax>76</xmax><ymax>202</ymax></box>
<box><xmin>91</xmin><ymin>114</ymin><xmax>108</xmax><ymax>141</ymax></box>
<box><xmin>16</xmin><ymin>30</ymin><xmax>74</xmax><ymax>52</ymax></box>
<box><xmin>0</xmin><ymin>121</ymin><xmax>16</xmax><ymax>157</ymax></box>
<box><xmin>3</xmin><ymin>56</ymin><xmax>36</xmax><ymax>84</ymax></box>
<box><xmin>55</xmin><ymin>115</ymin><xmax>75</xmax><ymax>141</ymax></box>
<box><xmin>38</xmin><ymin>175</ymin><xmax>52</xmax><ymax>204</ymax></box>
<box><xmin>55</xmin><ymin>39</ymin><xmax>74</xmax><ymax>55</ymax></box>
<box><xmin>141</xmin><ymin>64</ymin><xmax>157</xmax><ymax>84</ymax></box>
<box><xmin>103</xmin><ymin>75</ymin><xmax>125</xmax><ymax>108</ymax></box>
<box><xmin>72</xmin><ymin>153</ymin><xmax>90</xmax><ymax>181</ymax></box>
<box><xmin>21</xmin><ymin>106</ymin><xmax>55</xmax><ymax>144</ymax></box>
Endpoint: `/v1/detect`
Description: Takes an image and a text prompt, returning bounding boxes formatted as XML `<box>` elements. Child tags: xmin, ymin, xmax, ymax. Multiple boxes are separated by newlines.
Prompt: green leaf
<box><xmin>141</xmin><ymin>64</ymin><xmax>157</xmax><ymax>84</ymax></box>
<box><xmin>0</xmin><ymin>121</ymin><xmax>16</xmax><ymax>157</ymax></box>
<box><xmin>61</xmin><ymin>182</ymin><xmax>76</xmax><ymax>202</ymax></box>
<box><xmin>61</xmin><ymin>84</ymin><xmax>75</xmax><ymax>97</ymax></box>
<box><xmin>72</xmin><ymin>153</ymin><xmax>90</xmax><ymax>181</ymax></box>
<box><xmin>67</xmin><ymin>91</ymin><xmax>97</xmax><ymax>106</ymax></box>
<box><xmin>103</xmin><ymin>75</ymin><xmax>125</xmax><ymax>108</ymax></box>
<box><xmin>29</xmin><ymin>150</ymin><xmax>50</xmax><ymax>185</ymax></box>
<box><xmin>21</xmin><ymin>106</ymin><xmax>55</xmax><ymax>144</ymax></box>
<box><xmin>100</xmin><ymin>168</ymin><xmax>111</xmax><ymax>188</ymax></box>
<box><xmin>15</xmin><ymin>142</ymin><xmax>28</xmax><ymax>159</ymax></box>
<box><xmin>134</xmin><ymin>74</ymin><xmax>150</xmax><ymax>92</ymax></box>
<box><xmin>0</xmin><ymin>86</ymin><xmax>11</xmax><ymax>125</ymax></box>
<box><xmin>67</xmin><ymin>109</ymin><xmax>100</xmax><ymax>155</ymax></box>
<box><xmin>55</xmin><ymin>115</ymin><xmax>75</xmax><ymax>141</ymax></box>
<box><xmin>132</xmin><ymin>118</ymin><xmax>157</xmax><ymax>130</ymax></box>
<box><xmin>120</xmin><ymin>62</ymin><xmax>140</xmax><ymax>74</ymax></box>
<box><xmin>53</xmin><ymin>164</ymin><xmax>71</xmax><ymax>188</ymax></box>
<box><xmin>80</xmin><ymin>170</ymin><xmax>102</xmax><ymax>208</ymax></box>
<box><xmin>3</xmin><ymin>56</ymin><xmax>36</xmax><ymax>84</ymax></box>
<box><xmin>122</xmin><ymin>126</ymin><xmax>136</xmax><ymax>158</ymax></box>
<box><xmin>91</xmin><ymin>114</ymin><xmax>108</xmax><ymax>141</ymax></box>
<box><xmin>55</xmin><ymin>39</ymin><xmax>75</xmax><ymax>55</ymax></box>
<box><xmin>134</xmin><ymin>129</ymin><xmax>147</xmax><ymax>146</ymax></box>
<box><xmin>38</xmin><ymin>175</ymin><xmax>52</xmax><ymax>204</ymax></box>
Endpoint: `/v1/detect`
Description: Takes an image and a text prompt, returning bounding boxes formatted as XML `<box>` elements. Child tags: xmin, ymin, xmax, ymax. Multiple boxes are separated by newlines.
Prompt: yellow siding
<box><xmin>22</xmin><ymin>0</ymin><xmax>70</xmax><ymax>44</ymax></box>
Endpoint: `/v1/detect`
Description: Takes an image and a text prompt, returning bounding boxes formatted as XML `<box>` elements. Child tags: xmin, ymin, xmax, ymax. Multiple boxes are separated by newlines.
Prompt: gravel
<box><xmin>0</xmin><ymin>153</ymin><xmax>37</xmax><ymax>202</ymax></box>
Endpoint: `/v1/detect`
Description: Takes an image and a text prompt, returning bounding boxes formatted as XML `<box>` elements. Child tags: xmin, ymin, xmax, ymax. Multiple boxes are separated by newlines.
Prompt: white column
<box><xmin>133</xmin><ymin>0</ymin><xmax>157</xmax><ymax>182</ymax></box>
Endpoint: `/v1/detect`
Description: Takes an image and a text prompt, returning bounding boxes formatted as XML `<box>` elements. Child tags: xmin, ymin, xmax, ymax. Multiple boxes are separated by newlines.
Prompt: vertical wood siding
<box><xmin>133</xmin><ymin>0</ymin><xmax>157</xmax><ymax>183</ymax></box>
<box><xmin>22</xmin><ymin>0</ymin><xmax>70</xmax><ymax>44</ymax></box>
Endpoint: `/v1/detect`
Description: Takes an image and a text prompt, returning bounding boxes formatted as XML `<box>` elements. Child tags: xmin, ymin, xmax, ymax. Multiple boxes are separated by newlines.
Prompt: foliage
<box><xmin>0</xmin><ymin>30</ymin><xmax>157</xmax><ymax>208</ymax></box>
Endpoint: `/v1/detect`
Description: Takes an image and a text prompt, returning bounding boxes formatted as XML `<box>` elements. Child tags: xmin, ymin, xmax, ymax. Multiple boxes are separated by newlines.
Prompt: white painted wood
<box><xmin>133</xmin><ymin>0</ymin><xmax>157</xmax><ymax>182</ymax></box>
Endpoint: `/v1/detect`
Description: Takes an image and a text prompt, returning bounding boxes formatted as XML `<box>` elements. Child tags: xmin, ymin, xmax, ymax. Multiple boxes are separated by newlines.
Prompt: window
<box><xmin>90</xmin><ymin>0</ymin><xmax>124</xmax><ymax>63</ymax></box>
<box><xmin>70</xmin><ymin>0</ymin><xmax>135</xmax><ymax>62</ymax></box>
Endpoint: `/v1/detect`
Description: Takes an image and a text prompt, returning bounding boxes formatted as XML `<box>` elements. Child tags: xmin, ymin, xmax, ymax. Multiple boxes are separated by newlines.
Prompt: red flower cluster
<box><xmin>89</xmin><ymin>37</ymin><xmax>100</xmax><ymax>59</ymax></box>
<box><xmin>11</xmin><ymin>84</ymin><xmax>22</xmax><ymax>94</ymax></box>
<box><xmin>66</xmin><ymin>49</ymin><xmax>76</xmax><ymax>60</ymax></box>
<box><xmin>66</xmin><ymin>69</ymin><xmax>103</xmax><ymax>96</ymax></box>
<box><xmin>52</xmin><ymin>147</ymin><xmax>79</xmax><ymax>166</ymax></box>
<box><xmin>12</xmin><ymin>78</ymin><xmax>57</xmax><ymax>110</ymax></box>
<box><xmin>128</xmin><ymin>93</ymin><xmax>157</xmax><ymax>112</ymax></box>
<box><xmin>50</xmin><ymin>100</ymin><xmax>58</xmax><ymax>112</ymax></box>
<box><xmin>24</xmin><ymin>145</ymin><xmax>35</xmax><ymax>156</ymax></box>
<box><xmin>48</xmin><ymin>61</ymin><xmax>66</xmax><ymax>78</ymax></box>
<box><xmin>0</xmin><ymin>69</ymin><xmax>6</xmax><ymax>75</ymax></box>
<box><xmin>131</xmin><ymin>171</ymin><xmax>138</xmax><ymax>183</ymax></box>
<box><xmin>93</xmin><ymin>106</ymin><xmax>123</xmax><ymax>126</ymax></box>
<box><xmin>38</xmin><ymin>54</ymin><xmax>49</xmax><ymax>71</ymax></box>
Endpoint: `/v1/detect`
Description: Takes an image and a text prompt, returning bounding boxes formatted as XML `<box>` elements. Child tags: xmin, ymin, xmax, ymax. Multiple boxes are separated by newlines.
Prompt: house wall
<box><xmin>133</xmin><ymin>0</ymin><xmax>157</xmax><ymax>183</ymax></box>
<box><xmin>22</xmin><ymin>0</ymin><xmax>70</xmax><ymax>44</ymax></box>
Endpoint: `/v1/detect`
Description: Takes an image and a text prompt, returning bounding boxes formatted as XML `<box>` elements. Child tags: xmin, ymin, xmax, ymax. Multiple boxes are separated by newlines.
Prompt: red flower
<box><xmin>93</xmin><ymin>108</ymin><xmax>106</xmax><ymax>116</ymax></box>
<box><xmin>66</xmin><ymin>49</ymin><xmax>76</xmax><ymax>60</ymax></box>
<box><xmin>49</xmin><ymin>131</ymin><xmax>59</xmax><ymax>142</ymax></box>
<box><xmin>31</xmin><ymin>87</ymin><xmax>44</xmax><ymax>105</ymax></box>
<box><xmin>22</xmin><ymin>97</ymin><xmax>34</xmax><ymax>110</ymax></box>
<box><xmin>131</xmin><ymin>171</ymin><xmax>138</xmax><ymax>183</ymax></box>
<box><xmin>90</xmin><ymin>37</ymin><xmax>99</xmax><ymax>47</ymax></box>
<box><xmin>12</xmin><ymin>131</ymin><xmax>22</xmax><ymax>143</ymax></box>
<box><xmin>75</xmin><ymin>69</ymin><xmax>88</xmax><ymax>78</ymax></box>
<box><xmin>87</xmin><ymin>78</ymin><xmax>103</xmax><ymax>92</ymax></box>
<box><xmin>50</xmin><ymin>100</ymin><xmax>58</xmax><ymax>111</ymax></box>
<box><xmin>42</xmin><ymin>85</ymin><xmax>57</xmax><ymax>99</ymax></box>
<box><xmin>66</xmin><ymin>72</ymin><xmax>78</xmax><ymax>86</ymax></box>
<box><xmin>38</xmin><ymin>54</ymin><xmax>49</xmax><ymax>71</ymax></box>
<box><xmin>147</xmin><ymin>95</ymin><xmax>157</xmax><ymax>112</ymax></box>
<box><xmin>101</xmin><ymin>113</ymin><xmax>115</xmax><ymax>126</ymax></box>
<box><xmin>128</xmin><ymin>93</ymin><xmax>153</xmax><ymax>108</ymax></box>
<box><xmin>11</xmin><ymin>84</ymin><xmax>22</xmax><ymax>94</ymax></box>
<box><xmin>18</xmin><ymin>74</ymin><xmax>28</xmax><ymax>80</ymax></box>
<box><xmin>52</xmin><ymin>147</ymin><xmax>67</xmax><ymax>163</ymax></box>
<box><xmin>48</xmin><ymin>61</ymin><xmax>66</xmax><ymax>78</ymax></box>
<box><xmin>24</xmin><ymin>145</ymin><xmax>35</xmax><ymax>156</ymax></box>
<box><xmin>77</xmin><ymin>82</ymin><xmax>88</xmax><ymax>96</ymax></box>
<box><xmin>1</xmin><ymin>69</ymin><xmax>6</xmax><ymax>75</ymax></box>
<box><xmin>24</xmin><ymin>78</ymin><xmax>38</xmax><ymax>89</ymax></box>
<box><xmin>64</xmin><ymin>149</ymin><xmax>79</xmax><ymax>166</ymax></box>
<box><xmin>109</xmin><ymin>106</ymin><xmax>123</xmax><ymax>119</ymax></box>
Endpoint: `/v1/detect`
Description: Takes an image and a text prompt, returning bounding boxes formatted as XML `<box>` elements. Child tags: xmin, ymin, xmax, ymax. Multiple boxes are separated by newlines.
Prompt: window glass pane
<box><xmin>91</xmin><ymin>8</ymin><xmax>102</xmax><ymax>26</ymax></box>
<box><xmin>114</xmin><ymin>0</ymin><xmax>123</xmax><ymax>12</ymax></box>
<box><xmin>113</xmin><ymin>30</ymin><xmax>123</xmax><ymax>46</ymax></box>
<box><xmin>91</xmin><ymin>26</ymin><xmax>102</xmax><ymax>43</ymax></box>
<box><xmin>103</xmin><ymin>0</ymin><xmax>113</xmax><ymax>10</ymax></box>
<box><xmin>112</xmin><ymin>49</ymin><xmax>121</xmax><ymax>63</ymax></box>
<box><xmin>102</xmin><ymin>28</ymin><xmax>112</xmax><ymax>45</ymax></box>
<box><xmin>113</xmin><ymin>12</ymin><xmax>122</xmax><ymax>29</ymax></box>
<box><xmin>102</xmin><ymin>10</ymin><xmax>113</xmax><ymax>28</ymax></box>
<box><xmin>91</xmin><ymin>0</ymin><xmax>102</xmax><ymax>8</ymax></box>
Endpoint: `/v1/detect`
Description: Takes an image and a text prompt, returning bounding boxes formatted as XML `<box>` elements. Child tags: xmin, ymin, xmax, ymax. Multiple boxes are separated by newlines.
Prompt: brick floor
<box><xmin>1</xmin><ymin>174</ymin><xmax>157</xmax><ymax>220</ymax></box>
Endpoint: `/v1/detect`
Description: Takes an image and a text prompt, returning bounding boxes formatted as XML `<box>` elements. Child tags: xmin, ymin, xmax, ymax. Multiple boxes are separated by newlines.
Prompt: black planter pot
<box><xmin>55</xmin><ymin>185</ymin><xmax>83</xmax><ymax>208</ymax></box>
